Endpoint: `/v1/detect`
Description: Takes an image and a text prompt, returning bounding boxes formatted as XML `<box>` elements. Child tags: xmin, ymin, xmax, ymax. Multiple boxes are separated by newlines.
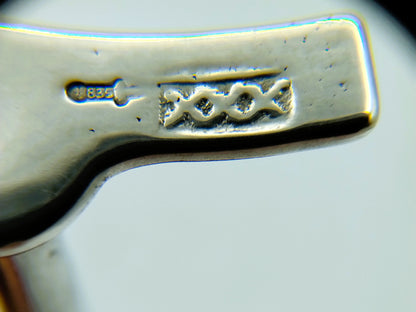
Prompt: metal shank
<box><xmin>0</xmin><ymin>16</ymin><xmax>378</xmax><ymax>256</ymax></box>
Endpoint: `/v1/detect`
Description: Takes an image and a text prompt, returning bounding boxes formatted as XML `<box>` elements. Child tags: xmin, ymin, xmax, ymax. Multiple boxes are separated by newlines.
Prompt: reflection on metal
<box><xmin>0</xmin><ymin>16</ymin><xmax>378</xmax><ymax>257</ymax></box>
<box><xmin>0</xmin><ymin>239</ymin><xmax>83</xmax><ymax>312</ymax></box>
<box><xmin>0</xmin><ymin>257</ymin><xmax>33</xmax><ymax>312</ymax></box>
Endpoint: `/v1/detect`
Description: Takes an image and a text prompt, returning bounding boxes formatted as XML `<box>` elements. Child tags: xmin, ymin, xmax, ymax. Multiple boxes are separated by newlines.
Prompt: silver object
<box><xmin>0</xmin><ymin>16</ymin><xmax>377</xmax><ymax>256</ymax></box>
<box><xmin>0</xmin><ymin>2</ymin><xmax>386</xmax><ymax>311</ymax></box>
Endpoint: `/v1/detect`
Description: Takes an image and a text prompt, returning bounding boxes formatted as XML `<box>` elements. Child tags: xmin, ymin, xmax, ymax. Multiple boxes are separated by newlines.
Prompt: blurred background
<box><xmin>1</xmin><ymin>0</ymin><xmax>415</xmax><ymax>311</ymax></box>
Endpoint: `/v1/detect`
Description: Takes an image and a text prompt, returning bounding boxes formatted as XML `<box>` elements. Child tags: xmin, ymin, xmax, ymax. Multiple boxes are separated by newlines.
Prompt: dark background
<box><xmin>368</xmin><ymin>0</ymin><xmax>415</xmax><ymax>38</ymax></box>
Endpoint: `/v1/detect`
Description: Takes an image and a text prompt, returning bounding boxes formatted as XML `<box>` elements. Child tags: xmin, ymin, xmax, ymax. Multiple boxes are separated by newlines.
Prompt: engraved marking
<box><xmin>66</xmin><ymin>79</ymin><xmax>141</xmax><ymax>106</ymax></box>
<box><xmin>67</xmin><ymin>82</ymin><xmax>115</xmax><ymax>103</ymax></box>
<box><xmin>234</xmin><ymin>93</ymin><xmax>254</xmax><ymax>113</ymax></box>
<box><xmin>160</xmin><ymin>77</ymin><xmax>293</xmax><ymax>128</ymax></box>
<box><xmin>195</xmin><ymin>98</ymin><xmax>213</xmax><ymax>116</ymax></box>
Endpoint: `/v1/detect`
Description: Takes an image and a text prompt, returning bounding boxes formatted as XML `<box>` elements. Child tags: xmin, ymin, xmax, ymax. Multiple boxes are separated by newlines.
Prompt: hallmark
<box><xmin>66</xmin><ymin>79</ymin><xmax>140</xmax><ymax>106</ymax></box>
<box><xmin>67</xmin><ymin>81</ymin><xmax>115</xmax><ymax>103</ymax></box>
<box><xmin>159</xmin><ymin>76</ymin><xmax>293</xmax><ymax>128</ymax></box>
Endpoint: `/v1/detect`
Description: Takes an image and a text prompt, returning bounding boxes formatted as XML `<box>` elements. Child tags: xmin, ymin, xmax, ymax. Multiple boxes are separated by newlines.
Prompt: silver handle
<box><xmin>0</xmin><ymin>16</ymin><xmax>377</xmax><ymax>256</ymax></box>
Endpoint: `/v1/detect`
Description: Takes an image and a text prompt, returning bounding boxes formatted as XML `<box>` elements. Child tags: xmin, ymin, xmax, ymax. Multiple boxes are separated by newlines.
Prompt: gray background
<box><xmin>2</xmin><ymin>0</ymin><xmax>415</xmax><ymax>311</ymax></box>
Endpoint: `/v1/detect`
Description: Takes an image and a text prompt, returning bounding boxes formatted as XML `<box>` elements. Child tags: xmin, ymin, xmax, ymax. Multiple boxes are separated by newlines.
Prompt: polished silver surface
<box><xmin>1</xmin><ymin>0</ymin><xmax>416</xmax><ymax>311</ymax></box>
<box><xmin>0</xmin><ymin>16</ymin><xmax>377</xmax><ymax>256</ymax></box>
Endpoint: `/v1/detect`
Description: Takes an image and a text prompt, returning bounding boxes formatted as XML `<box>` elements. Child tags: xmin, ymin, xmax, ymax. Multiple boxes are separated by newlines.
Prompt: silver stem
<box><xmin>0</xmin><ymin>238</ymin><xmax>85</xmax><ymax>312</ymax></box>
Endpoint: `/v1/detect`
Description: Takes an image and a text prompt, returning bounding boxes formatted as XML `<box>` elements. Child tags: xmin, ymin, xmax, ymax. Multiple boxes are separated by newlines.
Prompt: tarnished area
<box><xmin>0</xmin><ymin>16</ymin><xmax>378</xmax><ymax>255</ymax></box>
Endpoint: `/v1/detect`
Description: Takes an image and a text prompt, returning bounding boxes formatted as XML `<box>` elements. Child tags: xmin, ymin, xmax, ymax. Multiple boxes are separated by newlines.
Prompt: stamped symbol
<box><xmin>159</xmin><ymin>73</ymin><xmax>294</xmax><ymax>128</ymax></box>
<box><xmin>65</xmin><ymin>70</ymin><xmax>294</xmax><ymax>130</ymax></box>
<box><xmin>66</xmin><ymin>79</ymin><xmax>141</xmax><ymax>106</ymax></box>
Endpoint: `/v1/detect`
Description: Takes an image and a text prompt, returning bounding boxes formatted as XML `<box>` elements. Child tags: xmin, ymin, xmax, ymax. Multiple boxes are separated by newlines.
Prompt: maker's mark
<box><xmin>160</xmin><ymin>77</ymin><xmax>293</xmax><ymax>128</ymax></box>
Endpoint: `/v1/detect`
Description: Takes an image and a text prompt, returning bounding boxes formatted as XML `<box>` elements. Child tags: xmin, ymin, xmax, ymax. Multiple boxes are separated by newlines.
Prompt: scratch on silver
<box><xmin>160</xmin><ymin>77</ymin><xmax>294</xmax><ymax>128</ymax></box>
